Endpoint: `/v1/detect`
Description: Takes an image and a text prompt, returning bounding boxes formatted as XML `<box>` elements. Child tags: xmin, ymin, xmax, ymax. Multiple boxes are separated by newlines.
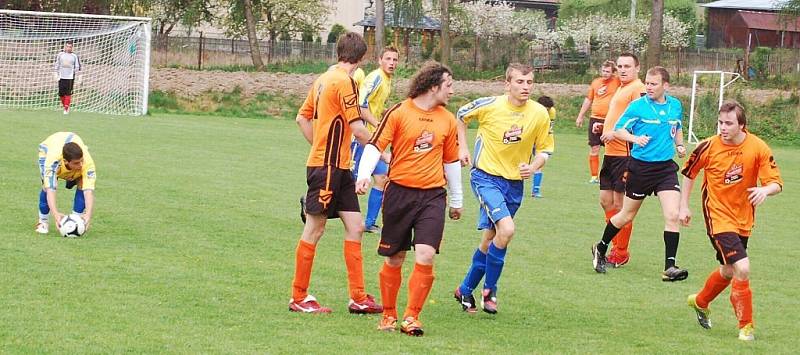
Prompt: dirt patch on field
<box><xmin>151</xmin><ymin>68</ymin><xmax>791</xmax><ymax>103</ymax></box>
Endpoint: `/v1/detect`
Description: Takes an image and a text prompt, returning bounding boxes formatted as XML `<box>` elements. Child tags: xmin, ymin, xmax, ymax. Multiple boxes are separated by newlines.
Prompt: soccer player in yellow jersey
<box><xmin>353</xmin><ymin>47</ymin><xmax>399</xmax><ymax>233</ymax></box>
<box><xmin>35</xmin><ymin>132</ymin><xmax>96</xmax><ymax>234</ymax></box>
<box><xmin>453</xmin><ymin>63</ymin><xmax>554</xmax><ymax>314</ymax></box>
<box><xmin>532</xmin><ymin>95</ymin><xmax>556</xmax><ymax>198</ymax></box>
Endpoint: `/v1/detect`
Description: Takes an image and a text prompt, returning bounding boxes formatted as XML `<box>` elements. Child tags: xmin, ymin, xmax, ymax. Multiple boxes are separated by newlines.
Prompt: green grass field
<box><xmin>1</xmin><ymin>109</ymin><xmax>798</xmax><ymax>353</ymax></box>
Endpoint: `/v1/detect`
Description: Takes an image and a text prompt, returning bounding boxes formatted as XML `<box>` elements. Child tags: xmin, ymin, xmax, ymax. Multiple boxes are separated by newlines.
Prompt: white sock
<box><xmin>38</xmin><ymin>213</ymin><xmax>49</xmax><ymax>223</ymax></box>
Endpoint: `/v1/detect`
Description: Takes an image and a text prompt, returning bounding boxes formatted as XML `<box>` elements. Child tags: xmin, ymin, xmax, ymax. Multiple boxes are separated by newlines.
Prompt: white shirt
<box><xmin>55</xmin><ymin>52</ymin><xmax>81</xmax><ymax>79</ymax></box>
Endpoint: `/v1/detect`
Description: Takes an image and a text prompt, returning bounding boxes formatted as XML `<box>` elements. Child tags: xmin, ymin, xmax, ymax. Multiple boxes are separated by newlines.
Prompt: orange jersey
<box><xmin>298</xmin><ymin>67</ymin><xmax>362</xmax><ymax>168</ymax></box>
<box><xmin>587</xmin><ymin>76</ymin><xmax>621</xmax><ymax>120</ymax></box>
<box><xmin>370</xmin><ymin>98</ymin><xmax>459</xmax><ymax>189</ymax></box>
<box><xmin>681</xmin><ymin>134</ymin><xmax>783</xmax><ymax>236</ymax></box>
<box><xmin>603</xmin><ymin>79</ymin><xmax>646</xmax><ymax>156</ymax></box>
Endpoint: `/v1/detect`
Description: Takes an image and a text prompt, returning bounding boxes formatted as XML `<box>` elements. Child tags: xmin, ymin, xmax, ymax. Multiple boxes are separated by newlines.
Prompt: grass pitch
<box><xmin>1</xmin><ymin>109</ymin><xmax>798</xmax><ymax>353</ymax></box>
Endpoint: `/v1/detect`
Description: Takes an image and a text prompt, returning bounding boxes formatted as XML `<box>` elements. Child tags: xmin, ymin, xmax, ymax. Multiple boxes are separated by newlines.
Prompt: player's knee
<box><xmin>733</xmin><ymin>259</ymin><xmax>750</xmax><ymax>280</ymax></box>
<box><xmin>386</xmin><ymin>252</ymin><xmax>405</xmax><ymax>267</ymax></box>
<box><xmin>414</xmin><ymin>248</ymin><xmax>435</xmax><ymax>265</ymax></box>
<box><xmin>720</xmin><ymin>265</ymin><xmax>735</xmax><ymax>279</ymax></box>
<box><xmin>590</xmin><ymin>146</ymin><xmax>600</xmax><ymax>155</ymax></box>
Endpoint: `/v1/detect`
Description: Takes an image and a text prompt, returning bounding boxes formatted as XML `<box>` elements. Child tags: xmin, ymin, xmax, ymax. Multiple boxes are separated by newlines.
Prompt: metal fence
<box><xmin>152</xmin><ymin>35</ymin><xmax>800</xmax><ymax>78</ymax></box>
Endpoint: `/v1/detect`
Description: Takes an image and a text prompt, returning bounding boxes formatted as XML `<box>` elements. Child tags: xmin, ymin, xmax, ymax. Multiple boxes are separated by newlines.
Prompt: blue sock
<box><xmin>73</xmin><ymin>189</ymin><xmax>85</xmax><ymax>213</ymax></box>
<box><xmin>484</xmin><ymin>242</ymin><xmax>507</xmax><ymax>292</ymax></box>
<box><xmin>533</xmin><ymin>171</ymin><xmax>543</xmax><ymax>194</ymax></box>
<box><xmin>459</xmin><ymin>248</ymin><xmax>487</xmax><ymax>295</ymax></box>
<box><xmin>364</xmin><ymin>188</ymin><xmax>383</xmax><ymax>227</ymax></box>
<box><xmin>39</xmin><ymin>190</ymin><xmax>49</xmax><ymax>214</ymax></box>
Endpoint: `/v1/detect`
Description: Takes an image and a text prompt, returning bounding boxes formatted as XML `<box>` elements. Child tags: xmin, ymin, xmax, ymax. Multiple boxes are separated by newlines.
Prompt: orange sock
<box><xmin>379</xmin><ymin>262</ymin><xmax>402</xmax><ymax>319</ymax></box>
<box><xmin>589</xmin><ymin>154</ymin><xmax>599</xmax><ymax>178</ymax></box>
<box><xmin>292</xmin><ymin>239</ymin><xmax>316</xmax><ymax>302</ymax></box>
<box><xmin>730</xmin><ymin>278</ymin><xmax>753</xmax><ymax>328</ymax></box>
<box><xmin>612</xmin><ymin>221</ymin><xmax>632</xmax><ymax>258</ymax></box>
<box><xmin>604</xmin><ymin>209</ymin><xmax>617</xmax><ymax>223</ymax></box>
<box><xmin>403</xmin><ymin>263</ymin><xmax>434</xmax><ymax>320</ymax></box>
<box><xmin>696</xmin><ymin>269</ymin><xmax>731</xmax><ymax>308</ymax></box>
<box><xmin>344</xmin><ymin>240</ymin><xmax>367</xmax><ymax>302</ymax></box>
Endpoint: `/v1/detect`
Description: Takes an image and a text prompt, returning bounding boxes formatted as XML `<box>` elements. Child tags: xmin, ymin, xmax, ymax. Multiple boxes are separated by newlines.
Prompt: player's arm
<box><xmin>674</xmin><ymin>128</ymin><xmax>686</xmax><ymax>158</ymax></box>
<box><xmin>748</xmin><ymin>148</ymin><xmax>784</xmax><ymax>206</ymax></box>
<box><xmin>525</xmin><ymin>117</ymin><xmax>553</xmax><ymax>177</ymax></box>
<box><xmin>360</xmin><ymin>105</ymin><xmax>380</xmax><ymax>128</ymax></box>
<box><xmin>358</xmin><ymin>73</ymin><xmax>381</xmax><ymax>127</ymax></box>
<box><xmin>296</xmin><ymin>86</ymin><xmax>316</xmax><ymax>144</ymax></box>
<box><xmin>443</xmin><ymin>121</ymin><xmax>464</xmax><ymax>219</ymax></box>
<box><xmin>355</xmin><ymin>111</ymin><xmax>395</xmax><ymax>194</ymax></box>
<box><xmin>53</xmin><ymin>53</ymin><xmax>61</xmax><ymax>81</ymax></box>
<box><xmin>613</xmin><ymin>106</ymin><xmax>648</xmax><ymax>146</ymax></box>
<box><xmin>350</xmin><ymin>119</ymin><xmax>371</xmax><ymax>146</ymax></box>
<box><xmin>455</xmin><ymin>98</ymin><xmax>488</xmax><ymax>167</ymax></box>
<box><xmin>82</xmin><ymin>189</ymin><xmax>95</xmax><ymax>230</ymax></box>
<box><xmin>79</xmin><ymin>157</ymin><xmax>96</xmax><ymax>228</ymax></box>
<box><xmin>576</xmin><ymin>97</ymin><xmax>592</xmax><ymax>127</ymax></box>
<box><xmin>678</xmin><ymin>175</ymin><xmax>695</xmax><ymax>226</ymax></box>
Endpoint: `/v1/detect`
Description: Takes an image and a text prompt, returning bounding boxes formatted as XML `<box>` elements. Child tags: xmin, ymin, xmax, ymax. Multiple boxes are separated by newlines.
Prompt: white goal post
<box><xmin>687</xmin><ymin>70</ymin><xmax>742</xmax><ymax>144</ymax></box>
<box><xmin>0</xmin><ymin>9</ymin><xmax>151</xmax><ymax>115</ymax></box>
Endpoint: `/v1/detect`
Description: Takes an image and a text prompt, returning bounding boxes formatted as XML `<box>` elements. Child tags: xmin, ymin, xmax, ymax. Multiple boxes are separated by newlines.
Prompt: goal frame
<box><xmin>0</xmin><ymin>9</ymin><xmax>152</xmax><ymax>115</ymax></box>
<box><xmin>687</xmin><ymin>70</ymin><xmax>742</xmax><ymax>144</ymax></box>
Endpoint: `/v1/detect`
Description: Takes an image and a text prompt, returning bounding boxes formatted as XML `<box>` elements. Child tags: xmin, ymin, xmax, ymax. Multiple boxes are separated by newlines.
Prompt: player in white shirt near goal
<box><xmin>54</xmin><ymin>41</ymin><xmax>81</xmax><ymax>114</ymax></box>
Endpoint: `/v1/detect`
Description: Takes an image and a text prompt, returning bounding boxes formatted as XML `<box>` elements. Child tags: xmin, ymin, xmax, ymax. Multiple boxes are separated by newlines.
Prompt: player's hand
<box><xmin>459</xmin><ymin>147</ymin><xmax>472</xmax><ymax>167</ymax></box>
<box><xmin>592</xmin><ymin>122</ymin><xmax>604</xmax><ymax>134</ymax></box>
<box><xmin>53</xmin><ymin>212</ymin><xmax>65</xmax><ymax>228</ymax></box>
<box><xmin>82</xmin><ymin>214</ymin><xmax>92</xmax><ymax>231</ymax></box>
<box><xmin>576</xmin><ymin>115</ymin><xmax>584</xmax><ymax>128</ymax></box>
<box><xmin>676</xmin><ymin>145</ymin><xmax>687</xmax><ymax>158</ymax></box>
<box><xmin>679</xmin><ymin>207</ymin><xmax>691</xmax><ymax>227</ymax></box>
<box><xmin>747</xmin><ymin>186</ymin><xmax>770</xmax><ymax>206</ymax></box>
<box><xmin>53</xmin><ymin>72</ymin><xmax>60</xmax><ymax>81</ymax></box>
<box><xmin>600</xmin><ymin>131</ymin><xmax>615</xmax><ymax>143</ymax></box>
<box><xmin>381</xmin><ymin>151</ymin><xmax>392</xmax><ymax>164</ymax></box>
<box><xmin>632</xmin><ymin>135</ymin><xmax>650</xmax><ymax>147</ymax></box>
<box><xmin>519</xmin><ymin>163</ymin><xmax>534</xmax><ymax>179</ymax></box>
<box><xmin>355</xmin><ymin>178</ymin><xmax>371</xmax><ymax>195</ymax></box>
<box><xmin>75</xmin><ymin>75</ymin><xmax>82</xmax><ymax>85</ymax></box>
<box><xmin>448</xmin><ymin>207</ymin><xmax>462</xmax><ymax>220</ymax></box>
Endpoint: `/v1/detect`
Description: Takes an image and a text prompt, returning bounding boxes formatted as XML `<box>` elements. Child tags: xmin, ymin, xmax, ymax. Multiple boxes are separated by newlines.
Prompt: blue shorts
<box><xmin>352</xmin><ymin>141</ymin><xmax>389</xmax><ymax>177</ymax></box>
<box><xmin>470</xmin><ymin>168</ymin><xmax>523</xmax><ymax>230</ymax></box>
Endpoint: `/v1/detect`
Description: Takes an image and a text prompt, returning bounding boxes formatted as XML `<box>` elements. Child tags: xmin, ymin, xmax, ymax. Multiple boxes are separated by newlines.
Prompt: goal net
<box><xmin>0</xmin><ymin>10</ymin><xmax>151</xmax><ymax>115</ymax></box>
<box><xmin>687</xmin><ymin>70</ymin><xmax>742</xmax><ymax>144</ymax></box>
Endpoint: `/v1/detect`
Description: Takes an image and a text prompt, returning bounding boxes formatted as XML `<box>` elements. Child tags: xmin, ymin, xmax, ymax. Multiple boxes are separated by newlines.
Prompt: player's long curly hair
<box><xmin>408</xmin><ymin>61</ymin><xmax>452</xmax><ymax>99</ymax></box>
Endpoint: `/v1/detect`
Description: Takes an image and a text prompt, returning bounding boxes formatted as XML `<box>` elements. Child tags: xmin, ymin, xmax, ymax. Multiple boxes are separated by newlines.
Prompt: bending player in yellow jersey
<box><xmin>35</xmin><ymin>132</ymin><xmax>96</xmax><ymax>234</ymax></box>
<box><xmin>353</xmin><ymin>47</ymin><xmax>399</xmax><ymax>233</ymax></box>
<box><xmin>453</xmin><ymin>63</ymin><xmax>554</xmax><ymax>314</ymax></box>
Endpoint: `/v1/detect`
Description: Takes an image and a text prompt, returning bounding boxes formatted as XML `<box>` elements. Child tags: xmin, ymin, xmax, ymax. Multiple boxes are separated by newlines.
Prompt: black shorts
<box><xmin>58</xmin><ymin>79</ymin><xmax>74</xmax><ymax>97</ymax></box>
<box><xmin>624</xmin><ymin>158</ymin><xmax>680</xmax><ymax>200</ymax></box>
<box><xmin>304</xmin><ymin>166</ymin><xmax>360</xmax><ymax>219</ymax></box>
<box><xmin>599</xmin><ymin>156</ymin><xmax>629</xmax><ymax>192</ymax></box>
<box><xmin>588</xmin><ymin>117</ymin><xmax>605</xmax><ymax>147</ymax></box>
<box><xmin>709</xmin><ymin>232</ymin><xmax>749</xmax><ymax>265</ymax></box>
<box><xmin>378</xmin><ymin>182</ymin><xmax>446</xmax><ymax>257</ymax></box>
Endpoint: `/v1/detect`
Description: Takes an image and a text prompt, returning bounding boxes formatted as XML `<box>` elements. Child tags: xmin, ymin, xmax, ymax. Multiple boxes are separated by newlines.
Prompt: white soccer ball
<box><xmin>59</xmin><ymin>213</ymin><xmax>86</xmax><ymax>238</ymax></box>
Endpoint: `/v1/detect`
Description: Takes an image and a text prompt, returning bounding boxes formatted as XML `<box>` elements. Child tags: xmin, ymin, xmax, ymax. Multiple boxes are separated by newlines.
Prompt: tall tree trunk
<box><xmin>440</xmin><ymin>0</ymin><xmax>450</xmax><ymax>65</ymax></box>
<box><xmin>646</xmin><ymin>0</ymin><xmax>664</xmax><ymax>69</ymax></box>
<box><xmin>375</xmin><ymin>0</ymin><xmax>385</xmax><ymax>60</ymax></box>
<box><xmin>243</xmin><ymin>0</ymin><xmax>264</xmax><ymax>70</ymax></box>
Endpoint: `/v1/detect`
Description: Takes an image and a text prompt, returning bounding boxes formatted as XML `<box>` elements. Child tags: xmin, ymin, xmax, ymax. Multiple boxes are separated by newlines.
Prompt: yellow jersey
<box><xmin>38</xmin><ymin>132</ymin><xmax>96</xmax><ymax>190</ymax></box>
<box><xmin>457</xmin><ymin>95</ymin><xmax>554</xmax><ymax>180</ymax></box>
<box><xmin>358</xmin><ymin>68</ymin><xmax>392</xmax><ymax>132</ymax></box>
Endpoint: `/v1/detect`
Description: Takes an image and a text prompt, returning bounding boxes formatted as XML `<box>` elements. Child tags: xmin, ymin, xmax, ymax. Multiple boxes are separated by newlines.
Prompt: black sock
<box><xmin>598</xmin><ymin>222</ymin><xmax>621</xmax><ymax>256</ymax></box>
<box><xmin>664</xmin><ymin>231</ymin><xmax>680</xmax><ymax>269</ymax></box>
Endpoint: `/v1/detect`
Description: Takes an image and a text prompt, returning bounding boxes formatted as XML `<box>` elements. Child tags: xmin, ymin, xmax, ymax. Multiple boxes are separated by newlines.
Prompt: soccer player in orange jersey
<box><xmin>680</xmin><ymin>101</ymin><xmax>783</xmax><ymax>341</ymax></box>
<box><xmin>597</xmin><ymin>53</ymin><xmax>646</xmax><ymax>268</ymax></box>
<box><xmin>355</xmin><ymin>62</ymin><xmax>463</xmax><ymax>336</ymax></box>
<box><xmin>290</xmin><ymin>32</ymin><xmax>382</xmax><ymax>315</ymax></box>
<box><xmin>576</xmin><ymin>60</ymin><xmax>620</xmax><ymax>184</ymax></box>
